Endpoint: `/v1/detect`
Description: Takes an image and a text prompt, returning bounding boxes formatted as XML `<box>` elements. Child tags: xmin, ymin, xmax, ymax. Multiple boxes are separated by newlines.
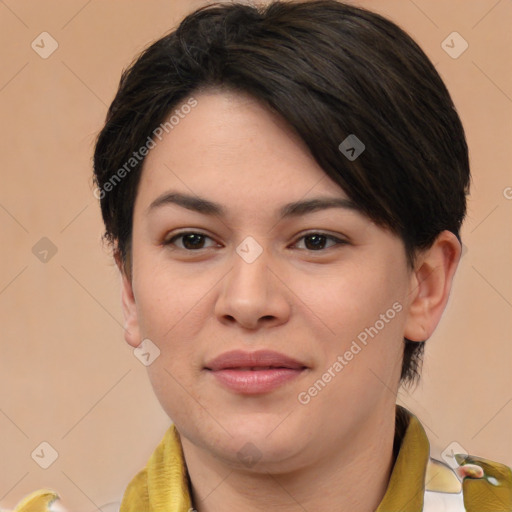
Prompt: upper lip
<box><xmin>204</xmin><ymin>350</ymin><xmax>307</xmax><ymax>371</ymax></box>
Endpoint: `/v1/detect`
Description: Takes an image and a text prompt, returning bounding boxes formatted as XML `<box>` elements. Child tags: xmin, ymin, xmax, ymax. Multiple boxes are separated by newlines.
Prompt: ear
<box><xmin>115</xmin><ymin>252</ymin><xmax>142</xmax><ymax>348</ymax></box>
<box><xmin>404</xmin><ymin>230</ymin><xmax>462</xmax><ymax>342</ymax></box>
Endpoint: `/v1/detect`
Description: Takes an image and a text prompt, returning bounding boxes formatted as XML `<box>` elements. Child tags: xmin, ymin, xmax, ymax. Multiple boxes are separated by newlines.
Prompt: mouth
<box><xmin>220</xmin><ymin>366</ymin><xmax>295</xmax><ymax>370</ymax></box>
<box><xmin>204</xmin><ymin>350</ymin><xmax>308</xmax><ymax>394</ymax></box>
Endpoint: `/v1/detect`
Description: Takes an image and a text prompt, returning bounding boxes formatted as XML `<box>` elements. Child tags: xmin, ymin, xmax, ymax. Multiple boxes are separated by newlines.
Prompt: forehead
<box><xmin>135</xmin><ymin>89</ymin><xmax>350</xmax><ymax>212</ymax></box>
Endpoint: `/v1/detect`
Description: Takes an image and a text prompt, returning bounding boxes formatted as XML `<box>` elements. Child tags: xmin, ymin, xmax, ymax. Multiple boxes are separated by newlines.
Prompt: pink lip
<box><xmin>204</xmin><ymin>350</ymin><xmax>308</xmax><ymax>395</ymax></box>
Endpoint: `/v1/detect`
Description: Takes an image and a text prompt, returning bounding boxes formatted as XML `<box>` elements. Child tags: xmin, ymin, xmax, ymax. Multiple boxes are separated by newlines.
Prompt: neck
<box><xmin>179</xmin><ymin>405</ymin><xmax>398</xmax><ymax>512</ymax></box>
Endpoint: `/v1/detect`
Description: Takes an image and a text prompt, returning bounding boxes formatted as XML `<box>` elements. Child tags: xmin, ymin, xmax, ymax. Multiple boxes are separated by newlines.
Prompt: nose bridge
<box><xmin>228</xmin><ymin>235</ymin><xmax>271</xmax><ymax>300</ymax></box>
<box><xmin>215</xmin><ymin>235</ymin><xmax>289</xmax><ymax>327</ymax></box>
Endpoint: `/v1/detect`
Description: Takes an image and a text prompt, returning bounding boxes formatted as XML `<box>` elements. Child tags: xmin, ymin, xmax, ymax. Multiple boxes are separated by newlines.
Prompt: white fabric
<box><xmin>423</xmin><ymin>490</ymin><xmax>465</xmax><ymax>511</ymax></box>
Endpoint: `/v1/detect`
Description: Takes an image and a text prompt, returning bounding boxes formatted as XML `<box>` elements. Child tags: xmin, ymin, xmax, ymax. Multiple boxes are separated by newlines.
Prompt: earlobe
<box><xmin>404</xmin><ymin>231</ymin><xmax>462</xmax><ymax>342</ymax></box>
<box><xmin>115</xmin><ymin>253</ymin><xmax>142</xmax><ymax>348</ymax></box>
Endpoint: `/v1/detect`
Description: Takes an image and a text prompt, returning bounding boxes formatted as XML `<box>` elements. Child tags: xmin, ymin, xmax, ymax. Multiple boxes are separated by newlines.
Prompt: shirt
<box><xmin>4</xmin><ymin>405</ymin><xmax>511</xmax><ymax>511</ymax></box>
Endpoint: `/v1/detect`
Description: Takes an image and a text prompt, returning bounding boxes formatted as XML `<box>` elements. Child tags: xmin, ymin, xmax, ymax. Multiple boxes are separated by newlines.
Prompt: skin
<box><xmin>118</xmin><ymin>89</ymin><xmax>461</xmax><ymax>511</ymax></box>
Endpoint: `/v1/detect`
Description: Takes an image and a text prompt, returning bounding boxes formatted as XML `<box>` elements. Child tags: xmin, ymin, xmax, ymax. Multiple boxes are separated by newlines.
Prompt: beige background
<box><xmin>0</xmin><ymin>0</ymin><xmax>511</xmax><ymax>510</ymax></box>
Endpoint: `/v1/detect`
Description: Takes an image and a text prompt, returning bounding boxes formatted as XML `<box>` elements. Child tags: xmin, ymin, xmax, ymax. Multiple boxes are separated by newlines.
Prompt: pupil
<box><xmin>306</xmin><ymin>235</ymin><xmax>325</xmax><ymax>250</ymax></box>
<box><xmin>184</xmin><ymin>234</ymin><xmax>203</xmax><ymax>249</ymax></box>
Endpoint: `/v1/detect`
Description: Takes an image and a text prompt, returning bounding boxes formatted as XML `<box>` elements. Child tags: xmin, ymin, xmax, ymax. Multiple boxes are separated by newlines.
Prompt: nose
<box><xmin>214</xmin><ymin>240</ymin><xmax>291</xmax><ymax>330</ymax></box>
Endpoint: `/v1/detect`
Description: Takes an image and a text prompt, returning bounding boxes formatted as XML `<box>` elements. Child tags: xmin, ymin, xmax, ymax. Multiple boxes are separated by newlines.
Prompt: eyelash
<box><xmin>162</xmin><ymin>231</ymin><xmax>347</xmax><ymax>252</ymax></box>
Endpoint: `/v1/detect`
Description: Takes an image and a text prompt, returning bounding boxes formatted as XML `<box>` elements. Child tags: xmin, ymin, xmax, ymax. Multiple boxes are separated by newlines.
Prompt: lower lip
<box><xmin>207</xmin><ymin>368</ymin><xmax>305</xmax><ymax>394</ymax></box>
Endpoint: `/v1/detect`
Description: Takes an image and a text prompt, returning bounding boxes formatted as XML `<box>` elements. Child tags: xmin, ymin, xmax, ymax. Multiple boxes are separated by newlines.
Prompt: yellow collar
<box><xmin>375</xmin><ymin>405</ymin><xmax>428</xmax><ymax>511</ymax></box>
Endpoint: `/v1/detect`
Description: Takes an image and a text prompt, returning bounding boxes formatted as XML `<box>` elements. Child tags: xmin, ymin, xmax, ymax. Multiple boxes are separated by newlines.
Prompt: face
<box><xmin>122</xmin><ymin>89</ymin><xmax>418</xmax><ymax>472</ymax></box>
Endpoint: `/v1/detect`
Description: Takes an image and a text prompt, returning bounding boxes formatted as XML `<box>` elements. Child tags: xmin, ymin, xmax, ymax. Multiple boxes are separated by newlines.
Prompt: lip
<box><xmin>204</xmin><ymin>350</ymin><xmax>308</xmax><ymax>395</ymax></box>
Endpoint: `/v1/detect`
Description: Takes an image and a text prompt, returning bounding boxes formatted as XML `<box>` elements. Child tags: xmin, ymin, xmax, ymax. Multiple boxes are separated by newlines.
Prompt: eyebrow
<box><xmin>147</xmin><ymin>191</ymin><xmax>359</xmax><ymax>219</ymax></box>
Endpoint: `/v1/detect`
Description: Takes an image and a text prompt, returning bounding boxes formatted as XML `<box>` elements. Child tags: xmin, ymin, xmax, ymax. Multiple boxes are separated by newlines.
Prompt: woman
<box><xmin>7</xmin><ymin>1</ymin><xmax>511</xmax><ymax>511</ymax></box>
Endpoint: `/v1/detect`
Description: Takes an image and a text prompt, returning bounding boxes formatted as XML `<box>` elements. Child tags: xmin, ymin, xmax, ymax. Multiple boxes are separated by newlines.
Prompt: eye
<box><xmin>163</xmin><ymin>231</ymin><xmax>218</xmax><ymax>250</ymax></box>
<box><xmin>293</xmin><ymin>232</ymin><xmax>347</xmax><ymax>251</ymax></box>
<box><xmin>163</xmin><ymin>231</ymin><xmax>347</xmax><ymax>252</ymax></box>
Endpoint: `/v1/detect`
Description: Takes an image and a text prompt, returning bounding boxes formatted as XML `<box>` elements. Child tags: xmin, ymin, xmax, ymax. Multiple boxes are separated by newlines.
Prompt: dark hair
<box><xmin>93</xmin><ymin>0</ymin><xmax>470</xmax><ymax>387</ymax></box>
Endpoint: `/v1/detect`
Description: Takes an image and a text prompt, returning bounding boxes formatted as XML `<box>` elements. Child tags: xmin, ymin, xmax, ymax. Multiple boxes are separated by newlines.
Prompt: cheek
<box><xmin>133</xmin><ymin>257</ymin><xmax>208</xmax><ymax>339</ymax></box>
<box><xmin>132</xmin><ymin>260</ymin><xmax>214</xmax><ymax>385</ymax></box>
<box><xmin>291</xmin><ymin>259</ymin><xmax>407</xmax><ymax>339</ymax></box>
<box><xmin>293</xmin><ymin>259</ymin><xmax>408</xmax><ymax>394</ymax></box>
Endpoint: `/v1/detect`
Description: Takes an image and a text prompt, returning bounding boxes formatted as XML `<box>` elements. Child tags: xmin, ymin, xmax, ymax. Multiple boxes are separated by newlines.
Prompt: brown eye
<box><xmin>164</xmin><ymin>232</ymin><xmax>216</xmax><ymax>250</ymax></box>
<box><xmin>294</xmin><ymin>233</ymin><xmax>346</xmax><ymax>251</ymax></box>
